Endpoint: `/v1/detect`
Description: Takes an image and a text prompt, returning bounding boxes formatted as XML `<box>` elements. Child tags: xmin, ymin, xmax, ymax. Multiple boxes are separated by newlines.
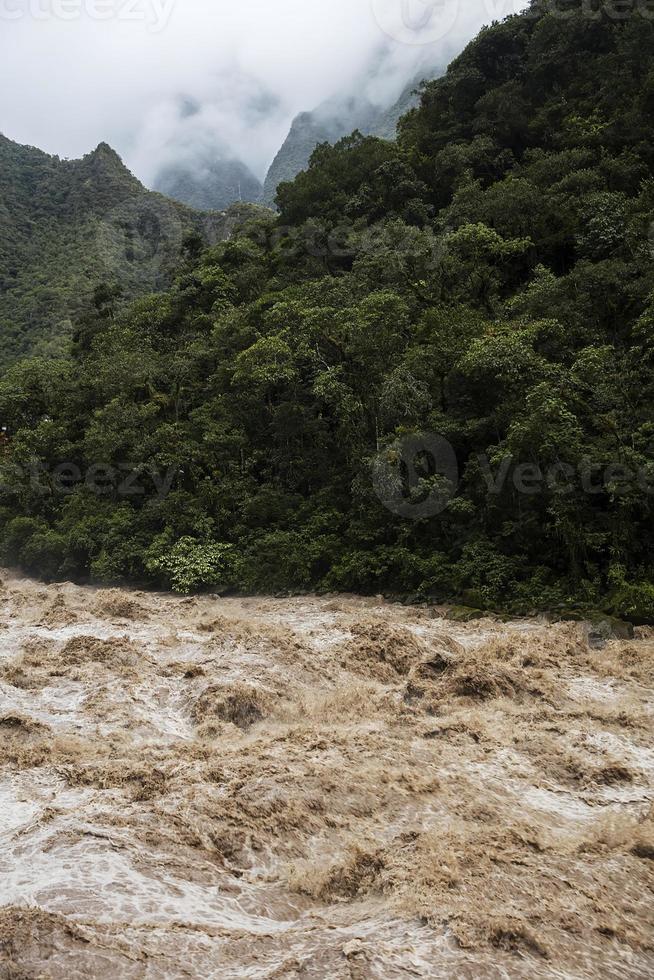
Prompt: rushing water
<box><xmin>1</xmin><ymin>572</ymin><xmax>653</xmax><ymax>978</ymax></box>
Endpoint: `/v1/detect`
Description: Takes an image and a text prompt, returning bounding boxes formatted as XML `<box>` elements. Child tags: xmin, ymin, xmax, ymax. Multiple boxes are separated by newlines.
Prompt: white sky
<box><xmin>0</xmin><ymin>1</ymin><xmax>528</xmax><ymax>184</ymax></box>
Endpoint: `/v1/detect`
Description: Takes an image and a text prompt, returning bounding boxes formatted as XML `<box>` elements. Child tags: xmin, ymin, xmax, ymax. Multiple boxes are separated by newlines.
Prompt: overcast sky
<box><xmin>0</xmin><ymin>1</ymin><xmax>527</xmax><ymax>184</ymax></box>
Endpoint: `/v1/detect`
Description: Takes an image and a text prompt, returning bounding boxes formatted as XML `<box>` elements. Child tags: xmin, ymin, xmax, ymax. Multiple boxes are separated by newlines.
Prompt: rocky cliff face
<box><xmin>262</xmin><ymin>68</ymin><xmax>443</xmax><ymax>208</ymax></box>
<box><xmin>262</xmin><ymin>111</ymin><xmax>342</xmax><ymax>208</ymax></box>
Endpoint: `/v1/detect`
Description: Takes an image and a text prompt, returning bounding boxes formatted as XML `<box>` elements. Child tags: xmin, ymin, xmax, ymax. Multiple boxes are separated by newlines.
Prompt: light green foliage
<box><xmin>145</xmin><ymin>537</ymin><xmax>236</xmax><ymax>594</ymax></box>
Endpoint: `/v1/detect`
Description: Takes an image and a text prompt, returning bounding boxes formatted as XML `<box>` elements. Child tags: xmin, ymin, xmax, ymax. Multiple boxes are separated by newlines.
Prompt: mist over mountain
<box><xmin>154</xmin><ymin>158</ymin><xmax>263</xmax><ymax>212</ymax></box>
<box><xmin>140</xmin><ymin>41</ymin><xmax>448</xmax><ymax>212</ymax></box>
<box><xmin>1</xmin><ymin>2</ymin><xmax>524</xmax><ymax>208</ymax></box>
<box><xmin>135</xmin><ymin>89</ymin><xmax>278</xmax><ymax>210</ymax></box>
<box><xmin>262</xmin><ymin>64</ymin><xmax>444</xmax><ymax>207</ymax></box>
<box><xmin>125</xmin><ymin>38</ymin><xmax>447</xmax><ymax>213</ymax></box>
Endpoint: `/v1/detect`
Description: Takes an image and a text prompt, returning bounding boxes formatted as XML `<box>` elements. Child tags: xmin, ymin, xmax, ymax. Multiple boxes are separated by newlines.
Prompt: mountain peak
<box><xmin>88</xmin><ymin>141</ymin><xmax>128</xmax><ymax>167</ymax></box>
<box><xmin>76</xmin><ymin>142</ymin><xmax>141</xmax><ymax>194</ymax></box>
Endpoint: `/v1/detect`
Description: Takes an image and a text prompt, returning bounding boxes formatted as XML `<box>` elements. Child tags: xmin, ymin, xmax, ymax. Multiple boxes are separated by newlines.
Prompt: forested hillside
<box><xmin>0</xmin><ymin>137</ymin><xmax>256</xmax><ymax>368</ymax></box>
<box><xmin>2</xmin><ymin>0</ymin><xmax>653</xmax><ymax>617</ymax></box>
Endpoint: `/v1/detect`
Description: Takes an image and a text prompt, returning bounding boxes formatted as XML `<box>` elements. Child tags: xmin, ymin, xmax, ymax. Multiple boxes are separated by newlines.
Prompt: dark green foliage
<box><xmin>1</xmin><ymin>2</ymin><xmax>653</xmax><ymax>612</ymax></box>
<box><xmin>0</xmin><ymin>135</ymin><xmax>263</xmax><ymax>369</ymax></box>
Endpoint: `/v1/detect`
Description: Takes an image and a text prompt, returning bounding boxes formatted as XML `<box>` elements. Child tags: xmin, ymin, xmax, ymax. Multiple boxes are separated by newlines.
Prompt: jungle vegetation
<box><xmin>1</xmin><ymin>0</ymin><xmax>653</xmax><ymax>618</ymax></box>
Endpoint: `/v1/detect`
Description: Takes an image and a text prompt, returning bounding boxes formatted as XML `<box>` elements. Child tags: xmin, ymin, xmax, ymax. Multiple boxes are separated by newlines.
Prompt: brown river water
<box><xmin>0</xmin><ymin>570</ymin><xmax>652</xmax><ymax>978</ymax></box>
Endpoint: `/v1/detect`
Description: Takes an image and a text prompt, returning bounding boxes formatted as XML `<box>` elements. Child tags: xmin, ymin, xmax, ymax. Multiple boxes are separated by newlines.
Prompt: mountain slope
<box><xmin>0</xmin><ymin>136</ymin><xmax>258</xmax><ymax>369</ymax></box>
<box><xmin>261</xmin><ymin>68</ymin><xmax>442</xmax><ymax>207</ymax></box>
<box><xmin>262</xmin><ymin>112</ymin><xmax>343</xmax><ymax>208</ymax></box>
<box><xmin>154</xmin><ymin>156</ymin><xmax>262</xmax><ymax>211</ymax></box>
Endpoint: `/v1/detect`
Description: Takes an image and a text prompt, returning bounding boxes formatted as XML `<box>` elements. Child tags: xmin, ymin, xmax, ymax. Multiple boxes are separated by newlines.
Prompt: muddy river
<box><xmin>0</xmin><ymin>571</ymin><xmax>652</xmax><ymax>977</ymax></box>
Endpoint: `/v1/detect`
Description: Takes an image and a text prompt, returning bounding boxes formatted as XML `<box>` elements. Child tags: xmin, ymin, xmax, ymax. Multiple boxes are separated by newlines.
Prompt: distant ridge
<box><xmin>0</xmin><ymin>135</ymin><xmax>262</xmax><ymax>369</ymax></box>
<box><xmin>154</xmin><ymin>157</ymin><xmax>263</xmax><ymax>212</ymax></box>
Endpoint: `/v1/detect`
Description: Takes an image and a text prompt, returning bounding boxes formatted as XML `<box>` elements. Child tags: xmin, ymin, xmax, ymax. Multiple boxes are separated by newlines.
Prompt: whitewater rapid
<box><xmin>1</xmin><ymin>572</ymin><xmax>653</xmax><ymax>978</ymax></box>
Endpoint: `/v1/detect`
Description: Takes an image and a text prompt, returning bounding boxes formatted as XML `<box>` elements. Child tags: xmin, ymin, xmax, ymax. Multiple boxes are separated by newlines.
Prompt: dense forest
<box><xmin>1</xmin><ymin>0</ymin><xmax>654</xmax><ymax>618</ymax></box>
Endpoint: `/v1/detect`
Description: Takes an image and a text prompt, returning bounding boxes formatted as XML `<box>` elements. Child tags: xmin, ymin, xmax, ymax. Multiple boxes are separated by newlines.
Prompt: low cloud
<box><xmin>0</xmin><ymin>1</ymin><xmax>528</xmax><ymax>184</ymax></box>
